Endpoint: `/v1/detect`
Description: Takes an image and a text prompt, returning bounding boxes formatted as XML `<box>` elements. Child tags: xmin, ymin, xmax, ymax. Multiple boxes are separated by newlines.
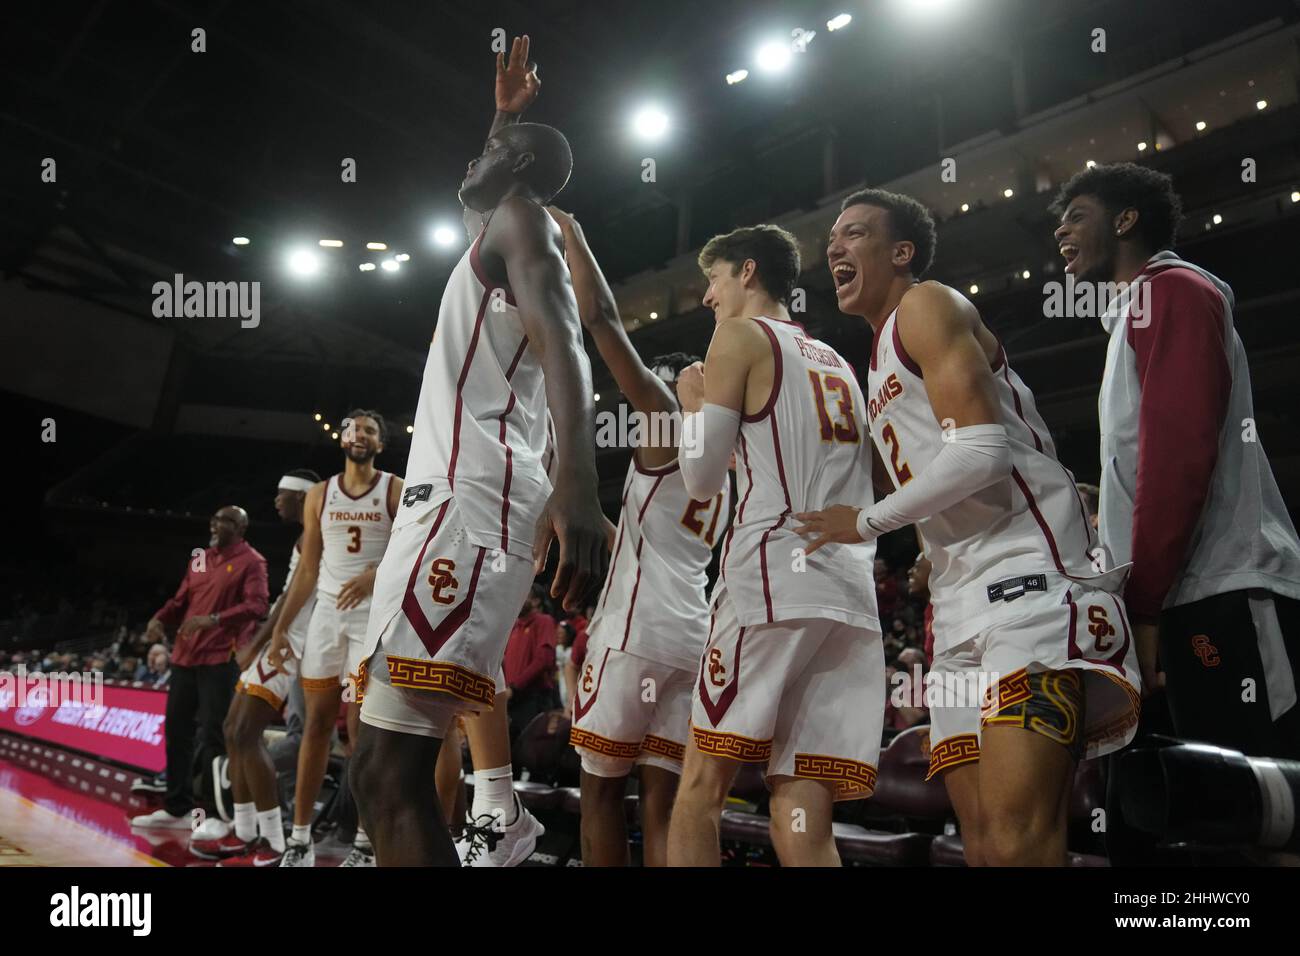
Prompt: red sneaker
<box><xmin>217</xmin><ymin>838</ymin><xmax>284</xmax><ymax>867</ymax></box>
<box><xmin>190</xmin><ymin>832</ymin><xmax>249</xmax><ymax>860</ymax></box>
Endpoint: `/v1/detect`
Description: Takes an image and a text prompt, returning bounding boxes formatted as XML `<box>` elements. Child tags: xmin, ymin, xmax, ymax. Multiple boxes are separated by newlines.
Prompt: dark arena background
<box><xmin>3</xmin><ymin>0</ymin><xmax>1299</xmax><ymax>932</ymax></box>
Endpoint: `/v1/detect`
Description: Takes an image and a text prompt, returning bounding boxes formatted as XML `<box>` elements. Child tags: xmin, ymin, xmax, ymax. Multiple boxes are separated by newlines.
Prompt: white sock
<box><xmin>354</xmin><ymin>827</ymin><xmax>371</xmax><ymax>850</ymax></box>
<box><xmin>233</xmin><ymin>802</ymin><xmax>256</xmax><ymax>842</ymax></box>
<box><xmin>258</xmin><ymin>809</ymin><xmax>285</xmax><ymax>852</ymax></box>
<box><xmin>473</xmin><ymin>764</ymin><xmax>516</xmax><ymax>825</ymax></box>
<box><xmin>291</xmin><ymin>823</ymin><xmax>312</xmax><ymax>846</ymax></box>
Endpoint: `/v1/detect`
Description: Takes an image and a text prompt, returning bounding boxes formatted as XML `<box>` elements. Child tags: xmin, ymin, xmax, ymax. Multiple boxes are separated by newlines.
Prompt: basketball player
<box><xmin>546</xmin><ymin>206</ymin><xmax>730</xmax><ymax>867</ymax></box>
<box><xmin>189</xmin><ymin>469</ymin><xmax>319</xmax><ymax>866</ymax></box>
<box><xmin>665</xmin><ymin>225</ymin><xmax>882</xmax><ymax>868</ymax></box>
<box><xmin>1052</xmin><ymin>163</ymin><xmax>1300</xmax><ymax>757</ymax></box>
<box><xmin>348</xmin><ymin>41</ymin><xmax>608</xmax><ymax>866</ymax></box>
<box><xmin>797</xmin><ymin>188</ymin><xmax>1141</xmax><ymax>866</ymax></box>
<box><xmin>269</xmin><ymin>411</ymin><xmax>402</xmax><ymax>867</ymax></box>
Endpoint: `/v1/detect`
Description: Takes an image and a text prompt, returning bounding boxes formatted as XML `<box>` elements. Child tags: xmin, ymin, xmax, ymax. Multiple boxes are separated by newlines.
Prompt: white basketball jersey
<box><xmin>283</xmin><ymin>540</ymin><xmax>315</xmax><ymax>637</ymax></box>
<box><xmin>720</xmin><ymin>317</ymin><xmax>878</xmax><ymax>630</ymax></box>
<box><xmin>590</xmin><ymin>456</ymin><xmax>731</xmax><ymax>671</ymax></box>
<box><xmin>318</xmin><ymin>471</ymin><xmax>397</xmax><ymax>600</ymax></box>
<box><xmin>867</xmin><ymin>306</ymin><xmax>1106</xmax><ymax>652</ymax></box>
<box><xmin>400</xmin><ymin>228</ymin><xmax>550</xmax><ymax>558</ymax></box>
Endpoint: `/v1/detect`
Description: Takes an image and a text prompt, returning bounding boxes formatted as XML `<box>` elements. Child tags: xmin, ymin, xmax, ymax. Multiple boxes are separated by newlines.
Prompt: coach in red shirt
<box><xmin>503</xmin><ymin>585</ymin><xmax>558</xmax><ymax>743</ymax></box>
<box><xmin>132</xmin><ymin>505</ymin><xmax>269</xmax><ymax>827</ymax></box>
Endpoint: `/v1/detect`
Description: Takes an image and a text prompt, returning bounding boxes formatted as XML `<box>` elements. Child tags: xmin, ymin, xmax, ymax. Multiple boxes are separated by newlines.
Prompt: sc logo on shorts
<box><xmin>708</xmin><ymin>648</ymin><xmax>727</xmax><ymax>687</ymax></box>
<box><xmin>1087</xmin><ymin>605</ymin><xmax>1115</xmax><ymax>652</ymax></box>
<box><xmin>581</xmin><ymin>663</ymin><xmax>594</xmax><ymax>694</ymax></box>
<box><xmin>428</xmin><ymin>558</ymin><xmax>459</xmax><ymax>605</ymax></box>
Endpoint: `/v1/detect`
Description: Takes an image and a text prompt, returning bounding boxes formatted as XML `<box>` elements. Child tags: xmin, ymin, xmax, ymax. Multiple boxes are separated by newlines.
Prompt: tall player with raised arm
<box><xmin>349</xmin><ymin>36</ymin><xmax>608</xmax><ymax>867</ymax></box>
<box><xmin>797</xmin><ymin>189</ymin><xmax>1140</xmax><ymax>866</ymax></box>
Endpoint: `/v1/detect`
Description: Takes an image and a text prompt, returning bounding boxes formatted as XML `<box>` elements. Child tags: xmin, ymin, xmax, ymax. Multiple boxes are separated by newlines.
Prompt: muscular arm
<box><xmin>273</xmin><ymin>483</ymin><xmax>324</xmax><ymax>639</ymax></box>
<box><xmin>482</xmin><ymin>197</ymin><xmax>606</xmax><ymax>609</ymax></box>
<box><xmin>553</xmin><ymin>215</ymin><xmax>679</xmax><ymax>467</ymax></box>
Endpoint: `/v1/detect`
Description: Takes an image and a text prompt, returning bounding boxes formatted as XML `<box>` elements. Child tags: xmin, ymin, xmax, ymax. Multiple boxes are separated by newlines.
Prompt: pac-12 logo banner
<box><xmin>0</xmin><ymin>684</ymin><xmax>167</xmax><ymax>773</ymax></box>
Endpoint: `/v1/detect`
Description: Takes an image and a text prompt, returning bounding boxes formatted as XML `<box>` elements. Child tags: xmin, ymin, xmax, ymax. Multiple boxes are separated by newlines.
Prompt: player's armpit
<box><xmin>895</xmin><ymin>282</ymin><xmax>1001</xmax><ymax>430</ymax></box>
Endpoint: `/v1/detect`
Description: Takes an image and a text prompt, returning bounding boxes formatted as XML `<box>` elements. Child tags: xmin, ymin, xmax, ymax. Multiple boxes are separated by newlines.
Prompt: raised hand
<box><xmin>496</xmin><ymin>35</ymin><xmax>540</xmax><ymax>114</ymax></box>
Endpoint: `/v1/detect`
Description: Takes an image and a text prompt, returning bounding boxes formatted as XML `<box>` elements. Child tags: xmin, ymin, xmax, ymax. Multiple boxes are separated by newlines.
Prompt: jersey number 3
<box><xmin>346</xmin><ymin>526</ymin><xmax>362</xmax><ymax>553</ymax></box>
<box><xmin>808</xmin><ymin>371</ymin><xmax>860</xmax><ymax>444</ymax></box>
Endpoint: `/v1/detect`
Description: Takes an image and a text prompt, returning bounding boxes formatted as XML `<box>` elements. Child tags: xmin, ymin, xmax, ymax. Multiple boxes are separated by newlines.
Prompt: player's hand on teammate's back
<box><xmin>337</xmin><ymin>567</ymin><xmax>377</xmax><ymax>610</ymax></box>
<box><xmin>533</xmin><ymin>488</ymin><xmax>610</xmax><ymax>612</ymax></box>
<box><xmin>676</xmin><ymin>362</ymin><xmax>706</xmax><ymax>413</ymax></box>
<box><xmin>793</xmin><ymin>504</ymin><xmax>865</xmax><ymax>555</ymax></box>
<box><xmin>496</xmin><ymin>35</ymin><xmax>539</xmax><ymax>114</ymax></box>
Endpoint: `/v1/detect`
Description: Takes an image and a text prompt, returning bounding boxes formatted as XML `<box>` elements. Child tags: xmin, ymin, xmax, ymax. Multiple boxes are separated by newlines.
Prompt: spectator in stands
<box><xmin>130</xmin><ymin>505</ymin><xmax>268</xmax><ymax>829</ymax></box>
<box><xmin>503</xmin><ymin>584</ymin><xmax>558</xmax><ymax>743</ymax></box>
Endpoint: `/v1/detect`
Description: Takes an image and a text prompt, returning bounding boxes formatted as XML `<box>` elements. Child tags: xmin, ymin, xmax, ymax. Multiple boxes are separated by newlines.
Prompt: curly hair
<box><xmin>1050</xmin><ymin>162</ymin><xmax>1182</xmax><ymax>251</ymax></box>
<box><xmin>840</xmin><ymin>188</ymin><xmax>938</xmax><ymax>276</ymax></box>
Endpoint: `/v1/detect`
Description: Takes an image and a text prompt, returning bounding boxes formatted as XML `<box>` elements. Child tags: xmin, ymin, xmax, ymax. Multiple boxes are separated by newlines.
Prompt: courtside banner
<box><xmin>0</xmin><ymin>681</ymin><xmax>166</xmax><ymax>773</ymax></box>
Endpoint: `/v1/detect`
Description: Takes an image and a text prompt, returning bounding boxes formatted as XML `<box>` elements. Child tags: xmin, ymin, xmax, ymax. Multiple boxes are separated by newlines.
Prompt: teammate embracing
<box><xmin>798</xmin><ymin>189</ymin><xmax>1140</xmax><ymax>866</ymax></box>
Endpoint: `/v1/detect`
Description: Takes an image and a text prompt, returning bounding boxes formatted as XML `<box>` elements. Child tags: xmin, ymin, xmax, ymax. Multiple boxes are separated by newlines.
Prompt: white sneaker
<box><xmin>129</xmin><ymin>808</ymin><xmax>192</xmax><ymax>829</ymax></box>
<box><xmin>339</xmin><ymin>844</ymin><xmax>375</xmax><ymax>867</ymax></box>
<box><xmin>456</xmin><ymin>797</ymin><xmax>544</xmax><ymax>867</ymax></box>
<box><xmin>278</xmin><ymin>839</ymin><xmax>316</xmax><ymax>867</ymax></box>
<box><xmin>191</xmin><ymin>816</ymin><xmax>232</xmax><ymax>841</ymax></box>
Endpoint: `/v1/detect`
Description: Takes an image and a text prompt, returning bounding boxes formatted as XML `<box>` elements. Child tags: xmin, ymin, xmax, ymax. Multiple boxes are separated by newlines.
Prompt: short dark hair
<box><xmin>285</xmin><ymin>468</ymin><xmax>321</xmax><ymax>483</ymax></box>
<box><xmin>698</xmin><ymin>225</ymin><xmax>801</xmax><ymax>304</ymax></box>
<box><xmin>1050</xmin><ymin>163</ymin><xmax>1182</xmax><ymax>252</ymax></box>
<box><xmin>648</xmin><ymin>352</ymin><xmax>701</xmax><ymax>380</ymax></box>
<box><xmin>500</xmin><ymin>123</ymin><xmax>574</xmax><ymax>202</ymax></box>
<box><xmin>346</xmin><ymin>408</ymin><xmax>387</xmax><ymax>443</ymax></box>
<box><xmin>840</xmin><ymin>188</ymin><xmax>937</xmax><ymax>276</ymax></box>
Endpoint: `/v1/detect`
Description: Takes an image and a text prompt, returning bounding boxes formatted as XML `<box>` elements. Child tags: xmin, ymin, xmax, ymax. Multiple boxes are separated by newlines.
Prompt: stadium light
<box><xmin>288</xmin><ymin>249</ymin><xmax>321</xmax><ymax>277</ymax></box>
<box><xmin>755</xmin><ymin>41</ymin><xmax>792</xmax><ymax>73</ymax></box>
<box><xmin>395</xmin><ymin>253</ymin><xmax>411</xmax><ymax>262</ymax></box>
<box><xmin>313</xmin><ymin>412</ymin><xmax>322</xmax><ymax>421</ymax></box>
<box><xmin>968</xmin><ymin>284</ymin><xmax>979</xmax><ymax>295</ymax></box>
<box><xmin>318</xmin><ymin>239</ymin><xmax>343</xmax><ymax>248</ymax></box>
<box><xmin>1085</xmin><ymin>160</ymin><xmax>1096</xmax><ymax>168</ymax></box>
<box><xmin>1137</xmin><ymin>141</ymin><xmax>1148</xmax><ymax>152</ymax></box>
<box><xmin>432</xmin><ymin>225</ymin><xmax>458</xmax><ymax>247</ymax></box>
<box><xmin>960</xmin><ymin>202</ymin><xmax>970</xmax><ymax>213</ymax></box>
<box><xmin>232</xmin><ymin>236</ymin><xmax>250</xmax><ymax>246</ymax></box>
<box><xmin>898</xmin><ymin>0</ymin><xmax>956</xmax><ymax>17</ymax></box>
<box><xmin>332</xmin><ymin>432</ymin><xmax>339</xmax><ymax>440</ymax></box>
<box><xmin>726</xmin><ymin>69</ymin><xmax>749</xmax><ymax>85</ymax></box>
<box><xmin>594</xmin><ymin>393</ymin><xmax>601</xmax><ymax>402</ymax></box>
<box><xmin>1212</xmin><ymin>213</ymin><xmax>1223</xmax><ymax>225</ymax></box>
<box><xmin>1002</xmin><ymin>188</ymin><xmax>1014</xmax><ymax>199</ymax></box>
<box><xmin>380</xmin><ymin>259</ymin><xmax>400</xmax><ymax>272</ymax></box>
<box><xmin>322</xmin><ymin>423</ymin><xmax>330</xmax><ymax>432</ymax></box>
<box><xmin>649</xmin><ymin>311</ymin><xmax>658</xmax><ymax>319</ymax></box>
<box><xmin>366</xmin><ymin>242</ymin><xmax>388</xmax><ymax>251</ymax></box>
<box><xmin>1196</xmin><ymin>121</ymin><xmax>1207</xmax><ymax>131</ymax></box>
<box><xmin>405</xmin><ymin>425</ymin><xmax>414</xmax><ymax>434</ymax></box>
<box><xmin>1291</xmin><ymin>191</ymin><xmax>1299</xmax><ymax>203</ymax></box>
<box><xmin>632</xmin><ymin>106</ymin><xmax>670</xmax><ymax>141</ymax></box>
<box><xmin>827</xmin><ymin>14</ymin><xmax>852</xmax><ymax>31</ymax></box>
<box><xmin>1021</xmin><ymin>270</ymin><xmax>1031</xmax><ymax>279</ymax></box>
<box><xmin>1256</xmin><ymin>99</ymin><xmax>1268</xmax><ymax>110</ymax></box>
<box><xmin>359</xmin><ymin>262</ymin><xmax>376</xmax><ymax>271</ymax></box>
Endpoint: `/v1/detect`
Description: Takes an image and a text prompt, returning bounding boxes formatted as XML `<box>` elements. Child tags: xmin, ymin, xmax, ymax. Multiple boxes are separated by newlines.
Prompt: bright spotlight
<box><xmin>632</xmin><ymin>106</ymin><xmax>670</xmax><ymax>140</ymax></box>
<box><xmin>649</xmin><ymin>311</ymin><xmax>658</xmax><ymax>319</ymax></box>
<box><xmin>322</xmin><ymin>423</ymin><xmax>330</xmax><ymax>432</ymax></box>
<box><xmin>395</xmin><ymin>253</ymin><xmax>411</xmax><ymax>262</ymax></box>
<box><xmin>432</xmin><ymin>225</ymin><xmax>458</xmax><ymax>247</ymax></box>
<box><xmin>1256</xmin><ymin>99</ymin><xmax>1268</xmax><ymax>111</ymax></box>
<box><xmin>755</xmin><ymin>41</ymin><xmax>792</xmax><ymax>73</ymax></box>
<box><xmin>359</xmin><ymin>263</ymin><xmax>376</xmax><ymax>272</ymax></box>
<box><xmin>1212</xmin><ymin>213</ymin><xmax>1222</xmax><ymax>225</ymax></box>
<box><xmin>366</xmin><ymin>242</ymin><xmax>388</xmax><ymax>251</ymax></box>
<box><xmin>288</xmin><ymin>249</ymin><xmax>321</xmax><ymax>277</ymax></box>
<box><xmin>1002</xmin><ymin>188</ymin><xmax>1014</xmax><ymax>199</ymax></box>
<box><xmin>827</xmin><ymin>14</ymin><xmax>852</xmax><ymax>31</ymax></box>
<box><xmin>1290</xmin><ymin>191</ymin><xmax>1299</xmax><ymax>203</ymax></box>
<box><xmin>380</xmin><ymin>259</ymin><xmax>399</xmax><ymax>272</ymax></box>
<box><xmin>405</xmin><ymin>425</ymin><xmax>414</xmax><ymax>434</ymax></box>
<box><xmin>331</xmin><ymin>432</ymin><xmax>339</xmax><ymax>440</ymax></box>
<box><xmin>232</xmin><ymin>236</ymin><xmax>250</xmax><ymax>246</ymax></box>
<box><xmin>318</xmin><ymin>239</ymin><xmax>343</xmax><ymax>248</ymax></box>
<box><xmin>969</xmin><ymin>284</ymin><xmax>979</xmax><ymax>295</ymax></box>
<box><xmin>1021</xmin><ymin>270</ymin><xmax>1031</xmax><ymax>279</ymax></box>
<box><xmin>314</xmin><ymin>412</ymin><xmax>322</xmax><ymax>421</ymax></box>
<box><xmin>1085</xmin><ymin>160</ymin><xmax>1096</xmax><ymax>168</ymax></box>
<box><xmin>593</xmin><ymin>393</ymin><xmax>601</xmax><ymax>402</ymax></box>
<box><xmin>901</xmin><ymin>0</ymin><xmax>955</xmax><ymax>15</ymax></box>
<box><xmin>1196</xmin><ymin>121</ymin><xmax>1207</xmax><ymax>131</ymax></box>
<box><xmin>726</xmin><ymin>69</ymin><xmax>749</xmax><ymax>85</ymax></box>
<box><xmin>1137</xmin><ymin>141</ymin><xmax>1148</xmax><ymax>152</ymax></box>
<box><xmin>960</xmin><ymin>202</ymin><xmax>970</xmax><ymax>213</ymax></box>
